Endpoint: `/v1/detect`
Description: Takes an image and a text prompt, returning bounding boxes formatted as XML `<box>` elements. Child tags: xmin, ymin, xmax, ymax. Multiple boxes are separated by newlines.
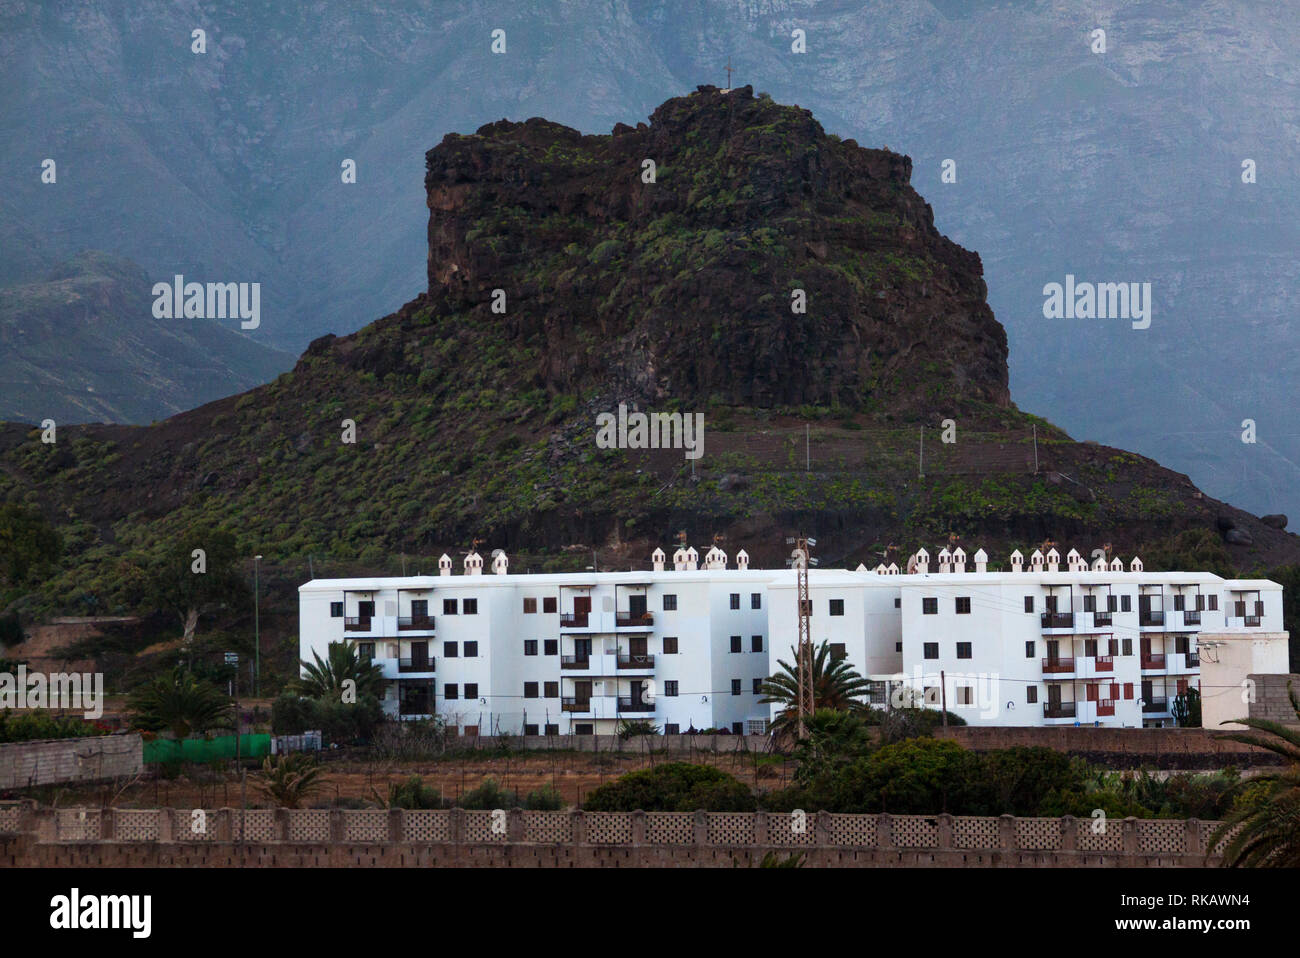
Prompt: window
<box><xmin>664</xmin><ymin>681</ymin><xmax>678</xmax><ymax>697</ymax></box>
<box><xmin>1083</xmin><ymin>595</ymin><xmax>1095</xmax><ymax>613</ymax></box>
<box><xmin>829</xmin><ymin>643</ymin><xmax>847</xmax><ymax>661</ymax></box>
<box><xmin>1084</xmin><ymin>638</ymin><xmax>1098</xmax><ymax>657</ymax></box>
<box><xmin>1025</xmin><ymin>641</ymin><xmax>1035</xmax><ymax>658</ymax></box>
<box><xmin>444</xmin><ymin>683</ymin><xmax>458</xmax><ymax>699</ymax></box>
<box><xmin>753</xmin><ymin>678</ymin><xmax>764</xmax><ymax>694</ymax></box>
<box><xmin>357</xmin><ymin>642</ymin><xmax>375</xmax><ymax>661</ymax></box>
<box><xmin>544</xmin><ymin>723</ymin><xmax>559</xmax><ymax>735</ymax></box>
<box><xmin>922</xmin><ymin>597</ymin><xmax>938</xmax><ymax>615</ymax></box>
<box><xmin>1107</xmin><ymin>594</ymin><xmax>1118</xmax><ymax>612</ymax></box>
<box><xmin>544</xmin><ymin>681</ymin><xmax>558</xmax><ymax>698</ymax></box>
<box><xmin>1174</xmin><ymin>594</ymin><xmax>1185</xmax><ymax>611</ymax></box>
<box><xmin>732</xmin><ymin>722</ymin><xmax>744</xmax><ymax>735</ymax></box>
<box><xmin>955</xmin><ymin>597</ymin><xmax>971</xmax><ymax>615</ymax></box>
<box><xmin>1024</xmin><ymin>596</ymin><xmax>1034</xmax><ymax>613</ymax></box>
<box><xmin>358</xmin><ymin>600</ymin><xmax>375</xmax><ymax>618</ymax></box>
<box><xmin>896</xmin><ymin>642</ymin><xmax>903</xmax><ymax>652</ymax></box>
<box><xmin>330</xmin><ymin>601</ymin><xmax>343</xmax><ymax>618</ymax></box>
<box><xmin>524</xmin><ymin>640</ymin><xmax>538</xmax><ymax>656</ymax></box>
<box><xmin>664</xmin><ymin>723</ymin><xmax>680</xmax><ymax>735</ymax></box>
<box><xmin>923</xmin><ymin>642</ymin><xmax>938</xmax><ymax>659</ymax></box>
<box><xmin>1195</xmin><ymin>594</ymin><xmax>1205</xmax><ymax>611</ymax></box>
<box><xmin>1026</xmin><ymin>687</ymin><xmax>1038</xmax><ymax>704</ymax></box>
<box><xmin>1121</xmin><ymin>594</ymin><xmax>1132</xmax><ymax>612</ymax></box>
<box><xmin>1175</xmin><ymin>635</ymin><xmax>1189</xmax><ymax>654</ymax></box>
<box><xmin>957</xmin><ymin>686</ymin><xmax>974</xmax><ymax>706</ymax></box>
<box><xmin>524</xmin><ymin>682</ymin><xmax>538</xmax><ymax>699</ymax></box>
<box><xmin>523</xmin><ymin>597</ymin><xmax>537</xmax><ymax>614</ymax></box>
<box><xmin>663</xmin><ymin>637</ymin><xmax>678</xmax><ymax>654</ymax></box>
<box><xmin>463</xmin><ymin>598</ymin><xmax>478</xmax><ymax>615</ymax></box>
<box><xmin>894</xmin><ymin>597</ymin><xmax>901</xmax><ymax>608</ymax></box>
<box><xmin>956</xmin><ymin>642</ymin><xmax>972</xmax><ymax>659</ymax></box>
<box><xmin>465</xmin><ymin>683</ymin><xmax>478</xmax><ymax>699</ymax></box>
<box><xmin>662</xmin><ymin>594</ymin><xmax>677</xmax><ymax>611</ymax></box>
<box><xmin>730</xmin><ymin>635</ymin><xmax>742</xmax><ymax>653</ymax></box>
<box><xmin>1123</xmin><ymin>683</ymin><xmax>1134</xmax><ymax>700</ymax></box>
<box><xmin>544</xmin><ymin>639</ymin><xmax>558</xmax><ymax>656</ymax></box>
<box><xmin>524</xmin><ymin>724</ymin><xmax>539</xmax><ymax>736</ymax></box>
<box><xmin>751</xmin><ymin>635</ymin><xmax>763</xmax><ymax>653</ymax></box>
<box><xmin>751</xmin><ymin>593</ymin><xmax>762</xmax><ymax>609</ymax></box>
<box><xmin>1122</xmin><ymin>638</ymin><xmax>1133</xmax><ymax>656</ymax></box>
<box><xmin>829</xmin><ymin>598</ymin><xmax>845</xmax><ymax>616</ymax></box>
<box><xmin>443</xmin><ymin>642</ymin><xmax>458</xmax><ymax>658</ymax></box>
<box><xmin>1207</xmin><ymin>595</ymin><xmax>1218</xmax><ymax>611</ymax></box>
<box><xmin>731</xmin><ymin>679</ymin><xmax>742</xmax><ymax>696</ymax></box>
<box><xmin>1108</xmin><ymin>638</ymin><xmax>1118</xmax><ymax>656</ymax></box>
<box><xmin>575</xmin><ymin>724</ymin><xmax>593</xmax><ymax>735</ymax></box>
<box><xmin>463</xmin><ymin>641</ymin><xmax>478</xmax><ymax>657</ymax></box>
<box><xmin>443</xmin><ymin>599</ymin><xmax>457</xmax><ymax>615</ymax></box>
<box><xmin>730</xmin><ymin>593</ymin><xmax>740</xmax><ymax>610</ymax></box>
<box><xmin>543</xmin><ymin>596</ymin><xmax>557</xmax><ymax>613</ymax></box>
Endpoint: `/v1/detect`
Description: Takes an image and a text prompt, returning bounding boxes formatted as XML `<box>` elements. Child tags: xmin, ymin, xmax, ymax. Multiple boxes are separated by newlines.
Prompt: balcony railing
<box><xmin>561</xmin><ymin>697</ymin><xmax>592</xmax><ymax>712</ymax></box>
<box><xmin>1185</xmin><ymin>653</ymin><xmax>1200</xmax><ymax>667</ymax></box>
<box><xmin>616</xmin><ymin>612</ymin><xmax>654</xmax><ymax>628</ymax></box>
<box><xmin>1244</xmin><ymin>615</ymin><xmax>1261</xmax><ymax>627</ymax></box>
<box><xmin>1141</xmin><ymin>654</ymin><xmax>1166</xmax><ymax>669</ymax></box>
<box><xmin>1092</xmin><ymin>612</ymin><xmax>1113</xmax><ymax>627</ymax></box>
<box><xmin>397</xmin><ymin>615</ymin><xmax>435</xmax><ymax>631</ymax></box>
<box><xmin>560</xmin><ymin>612</ymin><xmax>589</xmax><ymax>628</ymax></box>
<box><xmin>1043</xmin><ymin>702</ymin><xmax>1077</xmax><ymax>719</ymax></box>
<box><xmin>1139</xmin><ymin>610</ymin><xmax>1164</xmax><ymax>626</ymax></box>
<box><xmin>560</xmin><ymin>655</ymin><xmax>591</xmax><ymax>670</ymax></box>
<box><xmin>398</xmin><ymin>698</ymin><xmax>435</xmax><ymax>717</ymax></box>
<box><xmin>1181</xmin><ymin>611</ymin><xmax>1201</xmax><ymax>625</ymax></box>
<box><xmin>617</xmin><ymin>698</ymin><xmax>654</xmax><ymax>713</ymax></box>
<box><xmin>343</xmin><ymin>617</ymin><xmax>372</xmax><ymax>632</ymax></box>
<box><xmin>398</xmin><ymin>657</ymin><xmax>436</xmax><ymax>674</ymax></box>
<box><xmin>617</xmin><ymin>654</ymin><xmax>655</xmax><ymax>670</ymax></box>
<box><xmin>1142</xmin><ymin>697</ymin><xmax>1169</xmax><ymax>713</ymax></box>
<box><xmin>1040</xmin><ymin>612</ymin><xmax>1074</xmax><ymax>629</ymax></box>
<box><xmin>1042</xmin><ymin>657</ymin><xmax>1075</xmax><ymax>674</ymax></box>
<box><xmin>1096</xmin><ymin>699</ymin><xmax>1116</xmax><ymax>717</ymax></box>
<box><xmin>1093</xmin><ymin>654</ymin><xmax>1114</xmax><ymax>672</ymax></box>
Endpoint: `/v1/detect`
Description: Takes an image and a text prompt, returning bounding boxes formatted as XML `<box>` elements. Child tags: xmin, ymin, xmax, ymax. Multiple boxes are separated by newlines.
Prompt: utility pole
<box><xmin>1032</xmin><ymin>424</ymin><xmax>1039</xmax><ymax>474</ymax></box>
<box><xmin>940</xmin><ymin>669</ymin><xmax>948</xmax><ymax>727</ymax></box>
<box><xmin>793</xmin><ymin>536</ymin><xmax>817</xmax><ymax>740</ymax></box>
<box><xmin>725</xmin><ymin>56</ymin><xmax>733</xmax><ymax>89</ymax></box>
<box><xmin>253</xmin><ymin>554</ymin><xmax>263</xmax><ymax>698</ymax></box>
<box><xmin>805</xmin><ymin>424</ymin><xmax>810</xmax><ymax>472</ymax></box>
<box><xmin>919</xmin><ymin>426</ymin><xmax>924</xmax><ymax>477</ymax></box>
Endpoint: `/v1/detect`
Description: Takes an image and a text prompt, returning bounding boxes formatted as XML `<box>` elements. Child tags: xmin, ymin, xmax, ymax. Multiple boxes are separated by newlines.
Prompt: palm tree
<box><xmin>257</xmin><ymin>753</ymin><xmax>327</xmax><ymax>808</ymax></box>
<box><xmin>128</xmin><ymin>667</ymin><xmax>232</xmax><ymax>740</ymax></box>
<box><xmin>1209</xmin><ymin>682</ymin><xmax>1300</xmax><ymax>867</ymax></box>
<box><xmin>291</xmin><ymin>641</ymin><xmax>384</xmax><ymax>699</ymax></box>
<box><xmin>760</xmin><ymin>640</ymin><xmax>872</xmax><ymax>735</ymax></box>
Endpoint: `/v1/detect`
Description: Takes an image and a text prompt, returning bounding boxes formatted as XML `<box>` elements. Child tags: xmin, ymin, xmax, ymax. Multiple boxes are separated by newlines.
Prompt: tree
<box><xmin>759</xmin><ymin>640</ymin><xmax>872</xmax><ymax>736</ymax></box>
<box><xmin>147</xmin><ymin>526</ymin><xmax>246</xmax><ymax>654</ymax></box>
<box><xmin>1171</xmin><ymin>686</ymin><xmax>1202</xmax><ymax>728</ymax></box>
<box><xmin>128</xmin><ymin>667</ymin><xmax>232</xmax><ymax>739</ymax></box>
<box><xmin>582</xmin><ymin>762</ymin><xmax>756</xmax><ymax>812</ymax></box>
<box><xmin>290</xmin><ymin>641</ymin><xmax>384</xmax><ymax>700</ymax></box>
<box><xmin>1210</xmin><ymin>682</ymin><xmax>1300</xmax><ymax>867</ymax></box>
<box><xmin>0</xmin><ymin>504</ymin><xmax>62</xmax><ymax>589</ymax></box>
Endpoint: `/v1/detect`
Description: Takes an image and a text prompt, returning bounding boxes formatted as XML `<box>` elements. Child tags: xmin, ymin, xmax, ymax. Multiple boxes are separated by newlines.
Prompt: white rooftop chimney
<box><xmin>652</xmin><ymin>547</ymin><xmax>666</xmax><ymax>572</ymax></box>
<box><xmin>438</xmin><ymin>553</ymin><xmax>453</xmax><ymax>577</ymax></box>
<box><xmin>736</xmin><ymin>549</ymin><xmax>749</xmax><ymax>570</ymax></box>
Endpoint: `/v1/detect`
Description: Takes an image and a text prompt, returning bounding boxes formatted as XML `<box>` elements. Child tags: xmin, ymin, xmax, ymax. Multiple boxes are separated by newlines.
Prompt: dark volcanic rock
<box><xmin>1261</xmin><ymin>514</ymin><xmax>1288</xmax><ymax>530</ymax></box>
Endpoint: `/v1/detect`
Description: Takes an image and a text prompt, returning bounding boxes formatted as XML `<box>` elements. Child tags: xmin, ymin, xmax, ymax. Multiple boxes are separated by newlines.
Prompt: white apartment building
<box><xmin>299</xmin><ymin>544</ymin><xmax>1288</xmax><ymax>733</ymax></box>
<box><xmin>766</xmin><ymin>546</ymin><xmax>1289</xmax><ymax>728</ymax></box>
<box><xmin>298</xmin><ymin>546</ymin><xmax>778</xmax><ymax>735</ymax></box>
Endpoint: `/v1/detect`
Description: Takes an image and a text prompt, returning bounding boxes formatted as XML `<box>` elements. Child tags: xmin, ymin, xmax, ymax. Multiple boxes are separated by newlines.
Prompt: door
<box><xmin>410</xmin><ymin>640</ymin><xmax>429</xmax><ymax>670</ymax></box>
<box><xmin>575</xmin><ymin>638</ymin><xmax>592</xmax><ymax>660</ymax></box>
<box><xmin>574</xmin><ymin>595</ymin><xmax>591</xmax><ymax>614</ymax></box>
<box><xmin>629</xmin><ymin>680</ymin><xmax>646</xmax><ymax>709</ymax></box>
<box><xmin>1046</xmin><ymin>639</ymin><xmax>1060</xmax><ymax>664</ymax></box>
<box><xmin>411</xmin><ymin>599</ymin><xmax>428</xmax><ymax>623</ymax></box>
<box><xmin>358</xmin><ymin>600</ymin><xmax>375</xmax><ymax>619</ymax></box>
<box><xmin>628</xmin><ymin>636</ymin><xmax>648</xmax><ymax>662</ymax></box>
<box><xmin>1141</xmin><ymin>680</ymin><xmax>1153</xmax><ymax>705</ymax></box>
<box><xmin>574</xmin><ymin>680</ymin><xmax>592</xmax><ymax>706</ymax></box>
<box><xmin>628</xmin><ymin>593</ymin><xmax>647</xmax><ymax>618</ymax></box>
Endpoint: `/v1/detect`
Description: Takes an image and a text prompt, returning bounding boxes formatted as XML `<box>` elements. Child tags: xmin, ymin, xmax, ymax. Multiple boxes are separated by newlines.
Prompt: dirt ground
<box><xmin>29</xmin><ymin>749</ymin><xmax>798</xmax><ymax>810</ymax></box>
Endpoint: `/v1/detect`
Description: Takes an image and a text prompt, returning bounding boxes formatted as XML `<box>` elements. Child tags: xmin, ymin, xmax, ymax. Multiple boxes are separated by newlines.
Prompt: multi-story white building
<box><xmin>298</xmin><ymin>546</ymin><xmax>778</xmax><ymax>735</ymax></box>
<box><xmin>299</xmin><ymin>544</ymin><xmax>1288</xmax><ymax>733</ymax></box>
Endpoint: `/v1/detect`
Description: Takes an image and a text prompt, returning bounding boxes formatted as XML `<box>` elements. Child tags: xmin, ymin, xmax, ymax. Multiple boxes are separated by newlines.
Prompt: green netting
<box><xmin>143</xmin><ymin>734</ymin><xmax>271</xmax><ymax>764</ymax></box>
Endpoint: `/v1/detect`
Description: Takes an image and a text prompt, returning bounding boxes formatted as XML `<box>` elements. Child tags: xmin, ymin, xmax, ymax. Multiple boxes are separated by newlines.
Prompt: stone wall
<box><xmin>1249</xmin><ymin>673</ymin><xmax>1300</xmax><ymax>725</ymax></box>
<box><xmin>932</xmin><ymin>725</ymin><xmax>1275</xmax><ymax>766</ymax></box>
<box><xmin>0</xmin><ymin>733</ymin><xmax>143</xmax><ymax>789</ymax></box>
<box><xmin>0</xmin><ymin>803</ymin><xmax>1225</xmax><ymax>868</ymax></box>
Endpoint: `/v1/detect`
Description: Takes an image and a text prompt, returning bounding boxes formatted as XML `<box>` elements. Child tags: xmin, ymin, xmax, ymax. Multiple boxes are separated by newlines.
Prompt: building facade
<box><xmin>299</xmin><ymin>545</ymin><xmax>1288</xmax><ymax>733</ymax></box>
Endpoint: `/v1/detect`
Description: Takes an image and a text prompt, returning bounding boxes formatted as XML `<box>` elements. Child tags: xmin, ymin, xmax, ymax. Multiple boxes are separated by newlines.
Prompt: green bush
<box><xmin>582</xmin><ymin>762</ymin><xmax>756</xmax><ymax>812</ymax></box>
<box><xmin>387</xmin><ymin>775</ymin><xmax>443</xmax><ymax>809</ymax></box>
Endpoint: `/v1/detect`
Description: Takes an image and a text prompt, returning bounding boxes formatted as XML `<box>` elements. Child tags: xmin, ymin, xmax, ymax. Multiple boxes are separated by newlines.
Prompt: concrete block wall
<box><xmin>1248</xmin><ymin>674</ymin><xmax>1300</xmax><ymax>725</ymax></box>
<box><xmin>0</xmin><ymin>733</ymin><xmax>143</xmax><ymax>789</ymax></box>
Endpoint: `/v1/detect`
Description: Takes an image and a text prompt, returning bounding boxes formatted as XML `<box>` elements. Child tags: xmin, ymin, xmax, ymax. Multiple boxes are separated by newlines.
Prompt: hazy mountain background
<box><xmin>2</xmin><ymin>0</ymin><xmax>1296</xmax><ymax>519</ymax></box>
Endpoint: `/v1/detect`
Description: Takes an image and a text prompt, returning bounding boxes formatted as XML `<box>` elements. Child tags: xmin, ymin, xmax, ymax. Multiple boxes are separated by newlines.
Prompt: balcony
<box><xmin>398</xmin><ymin>657</ymin><xmax>436</xmax><ymax>674</ymax></box>
<box><xmin>1040</xmin><ymin>612</ymin><xmax>1074</xmax><ymax>629</ymax></box>
<box><xmin>562</xmin><ymin>697</ymin><xmax>592</xmax><ymax>713</ymax></box>
<box><xmin>1044</xmin><ymin>702</ymin><xmax>1077</xmax><ymax>719</ymax></box>
<box><xmin>397</xmin><ymin>615</ymin><xmax>435</xmax><ymax>631</ymax></box>
<box><xmin>1184</xmin><ymin>653</ymin><xmax>1200</xmax><ymax>668</ymax></box>
<box><xmin>343</xmin><ymin>617</ymin><xmax>372</xmax><ymax>632</ymax></box>
<box><xmin>617</xmin><ymin>698</ymin><xmax>655</xmax><ymax>713</ymax></box>
<box><xmin>1096</xmin><ymin>699</ymin><xmax>1116</xmax><ymax>717</ymax></box>
<box><xmin>1093</xmin><ymin>654</ymin><xmax>1114</xmax><ymax>672</ymax></box>
<box><xmin>560</xmin><ymin>612</ymin><xmax>589</xmax><ymax>629</ymax></box>
<box><xmin>1139</xmin><ymin>610</ymin><xmax>1164</xmax><ymax>627</ymax></box>
<box><xmin>616</xmin><ymin>611</ymin><xmax>654</xmax><ymax>629</ymax></box>
<box><xmin>617</xmin><ymin>654</ymin><xmax>655</xmax><ymax>670</ymax></box>
<box><xmin>1042</xmin><ymin>657</ymin><xmax>1075</xmax><ymax>674</ymax></box>
<box><xmin>1092</xmin><ymin>612</ymin><xmax>1113</xmax><ymax>627</ymax></box>
<box><xmin>1141</xmin><ymin>654</ymin><xmax>1166</xmax><ymax>670</ymax></box>
<box><xmin>1181</xmin><ymin>610</ymin><xmax>1201</xmax><ymax>626</ymax></box>
<box><xmin>1143</xmin><ymin>697</ymin><xmax>1169</xmax><ymax>713</ymax></box>
<box><xmin>560</xmin><ymin>655</ymin><xmax>590</xmax><ymax>670</ymax></box>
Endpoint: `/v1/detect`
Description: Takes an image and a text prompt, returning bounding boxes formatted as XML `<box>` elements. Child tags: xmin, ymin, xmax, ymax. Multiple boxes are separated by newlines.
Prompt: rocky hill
<box><xmin>0</xmin><ymin>88</ymin><xmax>1295</xmax><ymax>618</ymax></box>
